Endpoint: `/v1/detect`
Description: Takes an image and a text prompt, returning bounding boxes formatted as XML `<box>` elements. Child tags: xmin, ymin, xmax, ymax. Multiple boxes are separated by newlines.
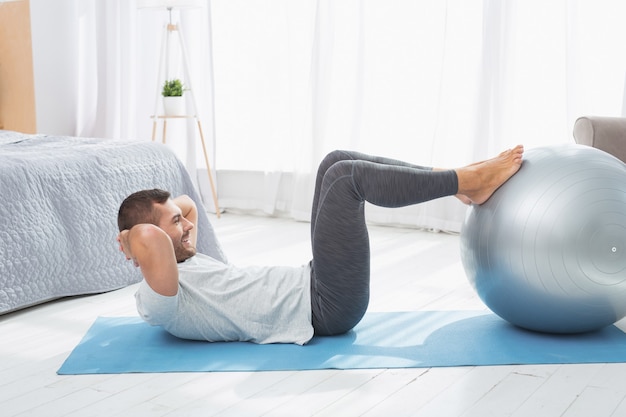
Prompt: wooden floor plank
<box><xmin>312</xmin><ymin>369</ymin><xmax>429</xmax><ymax>417</ymax></box>
<box><xmin>361</xmin><ymin>367</ymin><xmax>473</xmax><ymax>417</ymax></box>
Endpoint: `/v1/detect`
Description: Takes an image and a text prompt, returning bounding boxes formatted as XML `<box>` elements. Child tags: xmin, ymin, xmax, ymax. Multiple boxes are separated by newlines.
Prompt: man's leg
<box><xmin>309</xmin><ymin>147</ymin><xmax>524</xmax><ymax>335</ymax></box>
<box><xmin>310</xmin><ymin>150</ymin><xmax>432</xmax><ymax>236</ymax></box>
<box><xmin>309</xmin><ymin>151</ymin><xmax>458</xmax><ymax>335</ymax></box>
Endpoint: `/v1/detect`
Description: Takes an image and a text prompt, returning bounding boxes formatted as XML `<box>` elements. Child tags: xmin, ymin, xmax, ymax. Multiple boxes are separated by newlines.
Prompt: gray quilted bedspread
<box><xmin>0</xmin><ymin>131</ymin><xmax>226</xmax><ymax>314</ymax></box>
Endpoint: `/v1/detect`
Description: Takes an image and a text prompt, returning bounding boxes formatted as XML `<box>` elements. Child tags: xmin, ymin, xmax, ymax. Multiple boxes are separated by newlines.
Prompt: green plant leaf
<box><xmin>162</xmin><ymin>79</ymin><xmax>184</xmax><ymax>97</ymax></box>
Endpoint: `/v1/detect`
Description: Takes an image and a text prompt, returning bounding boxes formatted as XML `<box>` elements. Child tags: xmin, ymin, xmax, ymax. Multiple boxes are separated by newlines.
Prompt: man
<box><xmin>117</xmin><ymin>146</ymin><xmax>524</xmax><ymax>345</ymax></box>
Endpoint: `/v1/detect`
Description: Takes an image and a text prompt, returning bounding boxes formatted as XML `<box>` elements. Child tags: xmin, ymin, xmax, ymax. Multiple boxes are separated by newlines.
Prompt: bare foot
<box><xmin>456</xmin><ymin>145</ymin><xmax>524</xmax><ymax>205</ymax></box>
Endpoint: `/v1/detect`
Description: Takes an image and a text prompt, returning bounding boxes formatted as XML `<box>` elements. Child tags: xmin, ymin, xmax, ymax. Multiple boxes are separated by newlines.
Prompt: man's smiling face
<box><xmin>156</xmin><ymin>199</ymin><xmax>197</xmax><ymax>262</ymax></box>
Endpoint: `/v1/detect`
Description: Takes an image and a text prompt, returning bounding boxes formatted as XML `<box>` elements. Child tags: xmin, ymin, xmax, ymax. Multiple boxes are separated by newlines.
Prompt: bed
<box><xmin>0</xmin><ymin>130</ymin><xmax>226</xmax><ymax>314</ymax></box>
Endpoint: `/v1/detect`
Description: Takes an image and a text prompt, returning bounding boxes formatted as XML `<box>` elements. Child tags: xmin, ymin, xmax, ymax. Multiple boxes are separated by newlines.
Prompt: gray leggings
<box><xmin>309</xmin><ymin>150</ymin><xmax>458</xmax><ymax>335</ymax></box>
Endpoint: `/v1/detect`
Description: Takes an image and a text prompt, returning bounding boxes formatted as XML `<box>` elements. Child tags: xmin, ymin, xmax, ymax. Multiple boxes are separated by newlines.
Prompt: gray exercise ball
<box><xmin>460</xmin><ymin>144</ymin><xmax>626</xmax><ymax>333</ymax></box>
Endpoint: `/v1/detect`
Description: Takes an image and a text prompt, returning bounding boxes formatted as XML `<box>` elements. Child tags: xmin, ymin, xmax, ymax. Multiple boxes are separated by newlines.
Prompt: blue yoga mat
<box><xmin>57</xmin><ymin>311</ymin><xmax>626</xmax><ymax>374</ymax></box>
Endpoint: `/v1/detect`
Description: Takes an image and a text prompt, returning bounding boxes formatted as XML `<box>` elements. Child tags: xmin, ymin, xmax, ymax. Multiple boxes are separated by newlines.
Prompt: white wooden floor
<box><xmin>2</xmin><ymin>212</ymin><xmax>626</xmax><ymax>417</ymax></box>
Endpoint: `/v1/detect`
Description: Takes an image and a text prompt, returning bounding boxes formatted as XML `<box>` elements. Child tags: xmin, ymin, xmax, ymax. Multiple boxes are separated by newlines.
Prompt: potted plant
<box><xmin>162</xmin><ymin>79</ymin><xmax>185</xmax><ymax>116</ymax></box>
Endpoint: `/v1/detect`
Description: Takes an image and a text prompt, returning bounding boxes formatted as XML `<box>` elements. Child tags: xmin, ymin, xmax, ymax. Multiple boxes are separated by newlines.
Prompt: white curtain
<box><xmin>210</xmin><ymin>0</ymin><xmax>626</xmax><ymax>231</ymax></box>
<box><xmin>34</xmin><ymin>0</ymin><xmax>626</xmax><ymax>231</ymax></box>
<box><xmin>73</xmin><ymin>0</ymin><xmax>140</xmax><ymax>140</ymax></box>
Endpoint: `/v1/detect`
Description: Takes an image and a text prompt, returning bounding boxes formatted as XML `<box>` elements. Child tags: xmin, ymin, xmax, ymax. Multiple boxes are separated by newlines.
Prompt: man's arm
<box><xmin>117</xmin><ymin>224</ymin><xmax>179</xmax><ymax>296</ymax></box>
<box><xmin>172</xmin><ymin>195</ymin><xmax>198</xmax><ymax>248</ymax></box>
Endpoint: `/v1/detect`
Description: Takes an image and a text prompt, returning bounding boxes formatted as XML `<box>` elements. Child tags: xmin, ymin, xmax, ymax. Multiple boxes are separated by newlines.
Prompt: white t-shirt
<box><xmin>135</xmin><ymin>253</ymin><xmax>314</xmax><ymax>345</ymax></box>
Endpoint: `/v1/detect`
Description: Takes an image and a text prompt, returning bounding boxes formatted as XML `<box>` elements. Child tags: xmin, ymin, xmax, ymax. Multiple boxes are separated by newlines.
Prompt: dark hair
<box><xmin>117</xmin><ymin>189</ymin><xmax>171</xmax><ymax>231</ymax></box>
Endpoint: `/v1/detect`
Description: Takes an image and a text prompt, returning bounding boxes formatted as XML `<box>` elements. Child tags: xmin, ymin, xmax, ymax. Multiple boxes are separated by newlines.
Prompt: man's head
<box><xmin>117</xmin><ymin>189</ymin><xmax>171</xmax><ymax>231</ymax></box>
<box><xmin>118</xmin><ymin>189</ymin><xmax>197</xmax><ymax>262</ymax></box>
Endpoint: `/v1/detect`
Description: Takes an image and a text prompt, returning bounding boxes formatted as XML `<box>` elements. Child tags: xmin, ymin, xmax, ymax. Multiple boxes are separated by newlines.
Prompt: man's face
<box><xmin>156</xmin><ymin>199</ymin><xmax>197</xmax><ymax>262</ymax></box>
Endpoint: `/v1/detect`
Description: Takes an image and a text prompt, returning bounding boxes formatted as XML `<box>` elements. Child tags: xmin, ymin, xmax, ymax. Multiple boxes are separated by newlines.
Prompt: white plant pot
<box><xmin>163</xmin><ymin>96</ymin><xmax>185</xmax><ymax>116</ymax></box>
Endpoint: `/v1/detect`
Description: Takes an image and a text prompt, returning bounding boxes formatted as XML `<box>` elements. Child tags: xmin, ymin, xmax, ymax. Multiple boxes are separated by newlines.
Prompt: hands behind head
<box><xmin>117</xmin><ymin>230</ymin><xmax>139</xmax><ymax>267</ymax></box>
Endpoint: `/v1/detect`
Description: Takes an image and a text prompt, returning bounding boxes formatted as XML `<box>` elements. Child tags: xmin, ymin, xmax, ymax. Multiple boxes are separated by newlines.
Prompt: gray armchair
<box><xmin>573</xmin><ymin>116</ymin><xmax>626</xmax><ymax>163</ymax></box>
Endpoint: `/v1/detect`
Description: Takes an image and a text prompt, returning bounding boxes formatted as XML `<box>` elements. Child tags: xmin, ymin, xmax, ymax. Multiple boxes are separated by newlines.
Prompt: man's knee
<box><xmin>319</xmin><ymin>150</ymin><xmax>353</xmax><ymax>173</ymax></box>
